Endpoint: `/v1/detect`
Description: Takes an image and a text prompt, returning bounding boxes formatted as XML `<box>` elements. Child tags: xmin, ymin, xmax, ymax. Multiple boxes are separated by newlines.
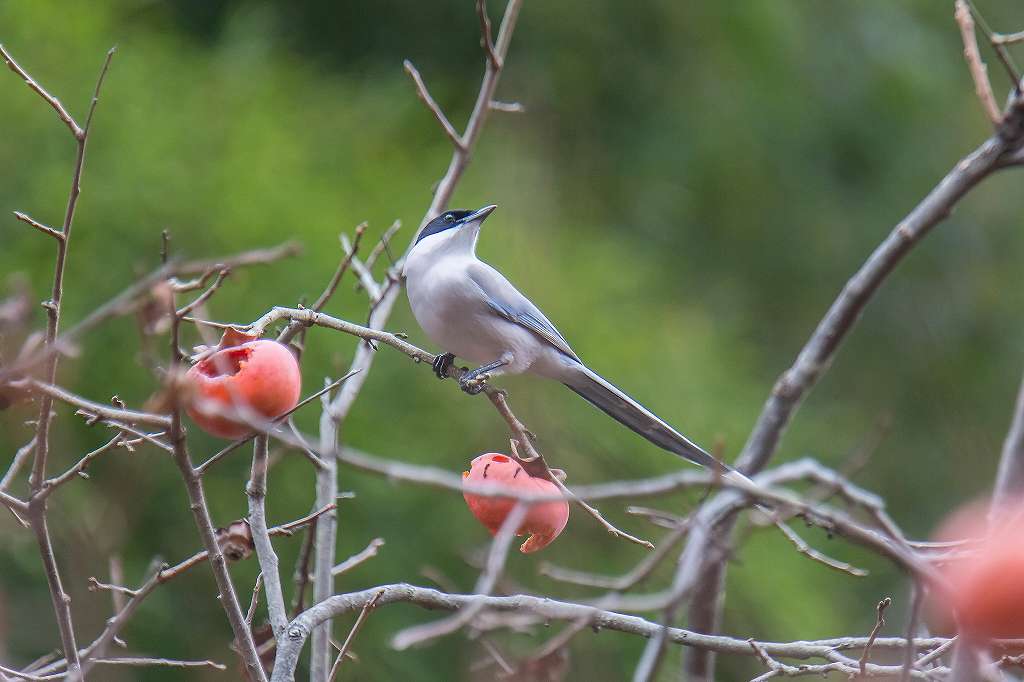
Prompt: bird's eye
<box><xmin>444</xmin><ymin>214</ymin><xmax>455</xmax><ymax>223</ymax></box>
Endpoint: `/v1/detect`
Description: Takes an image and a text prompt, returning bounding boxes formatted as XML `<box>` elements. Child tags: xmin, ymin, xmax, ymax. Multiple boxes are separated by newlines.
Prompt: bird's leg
<box><xmin>459</xmin><ymin>353</ymin><xmax>513</xmax><ymax>395</ymax></box>
<box><xmin>432</xmin><ymin>352</ymin><xmax>456</xmax><ymax>380</ymax></box>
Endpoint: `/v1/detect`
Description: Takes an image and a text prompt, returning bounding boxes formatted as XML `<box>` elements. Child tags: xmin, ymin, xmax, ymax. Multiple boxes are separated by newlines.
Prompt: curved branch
<box><xmin>271</xmin><ymin>583</ymin><xmax>972</xmax><ymax>682</ymax></box>
<box><xmin>678</xmin><ymin>98</ymin><xmax>1024</xmax><ymax>679</ymax></box>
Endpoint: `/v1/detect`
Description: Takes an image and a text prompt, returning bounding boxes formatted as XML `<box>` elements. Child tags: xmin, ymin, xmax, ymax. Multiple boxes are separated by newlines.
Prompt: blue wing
<box><xmin>467</xmin><ymin>261</ymin><xmax>581</xmax><ymax>363</ymax></box>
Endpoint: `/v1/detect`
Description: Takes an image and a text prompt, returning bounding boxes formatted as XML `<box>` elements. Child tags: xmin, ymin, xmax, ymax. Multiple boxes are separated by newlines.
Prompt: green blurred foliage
<box><xmin>2</xmin><ymin>1</ymin><xmax>1023</xmax><ymax>679</ymax></box>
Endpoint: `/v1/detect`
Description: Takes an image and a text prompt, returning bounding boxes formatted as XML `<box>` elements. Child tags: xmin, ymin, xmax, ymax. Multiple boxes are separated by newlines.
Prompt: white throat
<box><xmin>404</xmin><ymin>221</ymin><xmax>481</xmax><ymax>276</ymax></box>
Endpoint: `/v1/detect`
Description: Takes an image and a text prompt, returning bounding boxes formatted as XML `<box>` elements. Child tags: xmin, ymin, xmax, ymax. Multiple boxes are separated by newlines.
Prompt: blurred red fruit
<box><xmin>931</xmin><ymin>497</ymin><xmax>1024</xmax><ymax>641</ymax></box>
<box><xmin>462</xmin><ymin>453</ymin><xmax>569</xmax><ymax>553</ymax></box>
<box><xmin>185</xmin><ymin>339</ymin><xmax>301</xmax><ymax>439</ymax></box>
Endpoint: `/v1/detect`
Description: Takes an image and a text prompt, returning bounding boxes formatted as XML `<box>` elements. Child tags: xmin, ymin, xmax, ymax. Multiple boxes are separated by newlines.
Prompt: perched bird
<box><xmin>404</xmin><ymin>205</ymin><xmax>755</xmax><ymax>490</ymax></box>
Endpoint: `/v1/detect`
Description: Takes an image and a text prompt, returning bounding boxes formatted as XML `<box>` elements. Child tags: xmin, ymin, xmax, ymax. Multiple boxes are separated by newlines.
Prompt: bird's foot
<box><xmin>459</xmin><ymin>374</ymin><xmax>489</xmax><ymax>395</ymax></box>
<box><xmin>432</xmin><ymin>352</ymin><xmax>455</xmax><ymax>380</ymax></box>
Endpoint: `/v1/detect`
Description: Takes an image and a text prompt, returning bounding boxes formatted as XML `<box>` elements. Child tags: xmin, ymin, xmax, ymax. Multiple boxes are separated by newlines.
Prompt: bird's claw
<box><xmin>432</xmin><ymin>352</ymin><xmax>455</xmax><ymax>380</ymax></box>
<box><xmin>459</xmin><ymin>374</ymin><xmax>489</xmax><ymax>395</ymax></box>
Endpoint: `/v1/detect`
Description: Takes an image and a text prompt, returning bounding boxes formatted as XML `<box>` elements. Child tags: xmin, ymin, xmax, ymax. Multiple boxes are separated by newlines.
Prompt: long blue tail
<box><xmin>564</xmin><ymin>363</ymin><xmax>756</xmax><ymax>490</ymax></box>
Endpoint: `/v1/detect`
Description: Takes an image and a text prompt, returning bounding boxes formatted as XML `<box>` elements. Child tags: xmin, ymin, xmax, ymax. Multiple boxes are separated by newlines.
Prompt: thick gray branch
<box><xmin>680</xmin><ymin>106</ymin><xmax>1024</xmax><ymax>679</ymax></box>
<box><xmin>271</xmin><ymin>584</ymin><xmax>969</xmax><ymax>682</ymax></box>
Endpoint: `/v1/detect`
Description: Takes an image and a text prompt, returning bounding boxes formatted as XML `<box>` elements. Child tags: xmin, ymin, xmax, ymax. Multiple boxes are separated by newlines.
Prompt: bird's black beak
<box><xmin>465</xmin><ymin>204</ymin><xmax>497</xmax><ymax>223</ymax></box>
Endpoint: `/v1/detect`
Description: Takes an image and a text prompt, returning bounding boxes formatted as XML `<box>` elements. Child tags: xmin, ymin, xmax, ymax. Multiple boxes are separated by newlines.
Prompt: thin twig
<box><xmin>488</xmin><ymin>100</ymin><xmax>525</xmax><ymax>113</ymax></box>
<box><xmin>993</xmin><ymin>30</ymin><xmax>1024</xmax><ymax>46</ymax></box>
<box><xmin>542</xmin><ymin>517</ymin><xmax>692</xmax><ymax>591</ymax></box>
<box><xmin>16</xmin><ymin>379</ymin><xmax>171</xmax><ymax>428</ymax></box>
<box><xmin>497</xmin><ymin>392</ymin><xmax>654</xmax><ymax>549</ymax></box>
<box><xmin>363</xmin><ymin>220</ymin><xmax>401</xmax><ymax>270</ymax></box>
<box><xmin>0</xmin><ymin>489</ymin><xmax>29</xmax><ymax>517</ymax></box>
<box><xmin>0</xmin><ymin>44</ymin><xmax>83</xmax><ymax>138</ymax></box>
<box><xmin>89</xmin><ymin>657</ymin><xmax>226</xmax><ymax>671</ymax></box>
<box><xmin>174</xmin><ymin>268</ymin><xmax>230</xmax><ymax>317</ymax></box>
<box><xmin>340</xmin><ymin>234</ymin><xmax>380</xmax><ymax>301</ymax></box>
<box><xmin>332</xmin><ymin>538</ymin><xmax>385</xmax><ymax>577</ymax></box>
<box><xmin>39</xmin><ymin>436</ymin><xmax>123</xmax><ymax>498</ymax></box>
<box><xmin>955</xmin><ymin>0</ymin><xmax>1001</xmax><ymax>125</ymax></box>
<box><xmin>246</xmin><ymin>572</ymin><xmax>264</xmax><ymax>629</ymax></box>
<box><xmin>563</xmin><ymin>479</ymin><xmax>652</xmax><ymax>549</ymax></box>
<box><xmin>78</xmin><ymin>561</ymin><xmax>164</xmax><ymax>676</ymax></box>
<box><xmin>99</xmin><ymin>421</ymin><xmax>172</xmax><ymax>453</ymax></box>
<box><xmin>390</xmin><ymin>505</ymin><xmax>528</xmax><ymax>650</ymax></box>
<box><xmin>1</xmin><ymin>437</ymin><xmax>36</xmax><ymax>491</ymax></box>
<box><xmin>276</xmin><ymin>225</ymin><xmax>366</xmax><ymax>345</ymax></box>
<box><xmin>87</xmin><ymin>577</ymin><xmax>138</xmax><ymax>600</ymax></box>
<box><xmin>178</xmin><ymin>241</ymin><xmax>302</xmax><ymax>277</ymax></box>
<box><xmin>403</xmin><ymin>61</ymin><xmax>465</xmax><ymax>150</ymax></box>
<box><xmin>476</xmin><ymin>0</ymin><xmax>502</xmax><ymax>70</ymax></box>
<box><xmin>13</xmin><ymin>211</ymin><xmax>64</xmax><ymax>241</ymax></box>
<box><xmin>858</xmin><ymin>597</ymin><xmax>891</xmax><ymax>676</ymax></box>
<box><xmin>914</xmin><ymin>636</ymin><xmax>957</xmax><ymax>670</ymax></box>
<box><xmin>772</xmin><ymin>519</ymin><xmax>868</xmax><ymax>578</ymax></box>
<box><xmin>290</xmin><ymin>512</ymin><xmax>318</xmax><ymax>618</ymax></box>
<box><xmin>314</xmin><ymin>223</ymin><xmax>367</xmax><ymax>312</ymax></box>
<box><xmin>964</xmin><ymin>0</ymin><xmax>1022</xmax><ymax>88</ymax></box>
<box><xmin>327</xmin><ymin>590</ymin><xmax>384</xmax><ymax>681</ymax></box>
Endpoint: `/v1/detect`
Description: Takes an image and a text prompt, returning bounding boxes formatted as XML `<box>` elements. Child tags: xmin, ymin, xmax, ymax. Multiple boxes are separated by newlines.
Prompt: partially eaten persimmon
<box><xmin>185</xmin><ymin>339</ymin><xmax>301</xmax><ymax>439</ymax></box>
<box><xmin>462</xmin><ymin>453</ymin><xmax>569</xmax><ymax>553</ymax></box>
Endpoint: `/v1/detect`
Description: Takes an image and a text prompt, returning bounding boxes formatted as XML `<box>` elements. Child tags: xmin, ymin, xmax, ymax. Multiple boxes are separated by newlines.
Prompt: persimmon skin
<box><xmin>185</xmin><ymin>340</ymin><xmax>301</xmax><ymax>439</ymax></box>
<box><xmin>462</xmin><ymin>453</ymin><xmax>569</xmax><ymax>553</ymax></box>
<box><xmin>931</xmin><ymin>498</ymin><xmax>1024</xmax><ymax>641</ymax></box>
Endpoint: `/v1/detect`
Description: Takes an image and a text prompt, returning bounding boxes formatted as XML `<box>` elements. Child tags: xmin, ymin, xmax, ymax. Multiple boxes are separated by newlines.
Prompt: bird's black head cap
<box><xmin>415</xmin><ymin>205</ymin><xmax>497</xmax><ymax>245</ymax></box>
<box><xmin>415</xmin><ymin>209</ymin><xmax>474</xmax><ymax>245</ymax></box>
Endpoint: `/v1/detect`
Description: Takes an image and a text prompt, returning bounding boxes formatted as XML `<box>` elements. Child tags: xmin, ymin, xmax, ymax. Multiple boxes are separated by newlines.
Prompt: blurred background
<box><xmin>2</xmin><ymin>1</ymin><xmax>1024</xmax><ymax>679</ymax></box>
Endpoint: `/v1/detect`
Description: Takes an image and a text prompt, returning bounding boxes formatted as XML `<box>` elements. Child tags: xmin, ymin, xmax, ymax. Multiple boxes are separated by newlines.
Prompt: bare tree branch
<box><xmin>269</xmin><ymin>584</ymin><xmax>982</xmax><ymax>682</ymax></box>
<box><xmin>327</xmin><ymin>590</ymin><xmax>383</xmax><ymax>681</ymax></box>
<box><xmin>391</xmin><ymin>505</ymin><xmax>528</xmax><ymax>650</ymax></box>
<box><xmin>331</xmin><ymin>538</ymin><xmax>384</xmax><ymax>577</ymax></box>
<box><xmin>13</xmin><ymin>211</ymin><xmax>64</xmax><ymax>241</ymax></box>
<box><xmin>248</xmin><ymin>436</ymin><xmax>289</xmax><ymax>637</ymax></box>
<box><xmin>363</xmin><ymin>221</ymin><xmax>401</xmax><ymax>270</ymax></box>
<box><xmin>0</xmin><ymin>44</ymin><xmax>118</xmax><ymax>681</ymax></box>
<box><xmin>174</xmin><ymin>268</ymin><xmax>230</xmax><ymax>317</ymax></box>
<box><xmin>0</xmin><ymin>44</ymin><xmax>84</xmax><ymax>139</ymax></box>
<box><xmin>771</xmin><ymin>519</ymin><xmax>868</xmax><ymax>578</ymax></box>
<box><xmin>1</xmin><ymin>438</ymin><xmax>36</xmax><ymax>492</ymax></box>
<box><xmin>165</xmin><ymin>275</ymin><xmax>267</xmax><ymax>682</ymax></box>
<box><xmin>307</xmin><ymin>3</ymin><xmax>523</xmax><ymax>676</ymax></box>
<box><xmin>679</xmin><ymin>87</ymin><xmax>1024</xmax><ymax>680</ymax></box>
<box><xmin>993</xmin><ymin>29</ymin><xmax>1024</xmax><ymax>46</ymax></box>
<box><xmin>402</xmin><ymin>61</ymin><xmax>465</xmax><ymax>151</ymax></box>
<box><xmin>955</xmin><ymin>0</ymin><xmax>1001</xmax><ymax>125</ymax></box>
<box><xmin>13</xmin><ymin>379</ymin><xmax>171</xmax><ymax>428</ymax></box>
<box><xmin>38</xmin><ymin>436</ymin><xmax>123</xmax><ymax>498</ymax></box>
<box><xmin>858</xmin><ymin>597</ymin><xmax>891</xmax><ymax>676</ymax></box>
